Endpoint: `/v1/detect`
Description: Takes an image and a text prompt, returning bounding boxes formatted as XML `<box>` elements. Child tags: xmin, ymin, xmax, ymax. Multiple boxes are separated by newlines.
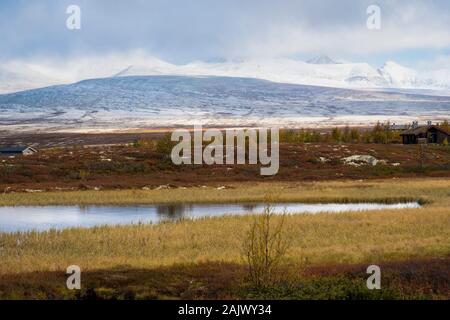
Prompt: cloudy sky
<box><xmin>0</xmin><ymin>0</ymin><xmax>449</xmax><ymax>68</ymax></box>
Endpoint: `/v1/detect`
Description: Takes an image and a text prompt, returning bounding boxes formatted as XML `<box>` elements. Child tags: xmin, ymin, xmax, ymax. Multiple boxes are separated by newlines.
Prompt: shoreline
<box><xmin>0</xmin><ymin>178</ymin><xmax>447</xmax><ymax>206</ymax></box>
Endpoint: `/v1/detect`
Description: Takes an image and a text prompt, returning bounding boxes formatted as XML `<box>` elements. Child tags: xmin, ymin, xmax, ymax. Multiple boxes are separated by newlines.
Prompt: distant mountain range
<box><xmin>1</xmin><ymin>75</ymin><xmax>449</xmax><ymax>132</ymax></box>
<box><xmin>1</xmin><ymin>55</ymin><xmax>449</xmax><ymax>94</ymax></box>
<box><xmin>1</xmin><ymin>54</ymin><xmax>449</xmax><ymax>132</ymax></box>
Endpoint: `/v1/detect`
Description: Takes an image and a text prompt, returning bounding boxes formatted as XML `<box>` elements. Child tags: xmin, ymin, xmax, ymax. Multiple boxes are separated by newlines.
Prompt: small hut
<box><xmin>0</xmin><ymin>146</ymin><xmax>37</xmax><ymax>156</ymax></box>
<box><xmin>400</xmin><ymin>125</ymin><xmax>450</xmax><ymax>144</ymax></box>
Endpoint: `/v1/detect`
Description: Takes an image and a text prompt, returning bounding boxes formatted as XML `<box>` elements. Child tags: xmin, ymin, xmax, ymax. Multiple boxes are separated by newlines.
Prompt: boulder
<box><xmin>341</xmin><ymin>155</ymin><xmax>378</xmax><ymax>166</ymax></box>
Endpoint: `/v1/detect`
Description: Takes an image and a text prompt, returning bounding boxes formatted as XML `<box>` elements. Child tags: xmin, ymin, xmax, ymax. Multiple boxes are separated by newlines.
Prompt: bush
<box><xmin>439</xmin><ymin>120</ymin><xmax>450</xmax><ymax>132</ymax></box>
<box><xmin>443</xmin><ymin>138</ymin><xmax>449</xmax><ymax>146</ymax></box>
<box><xmin>156</xmin><ymin>133</ymin><xmax>175</xmax><ymax>157</ymax></box>
<box><xmin>350</xmin><ymin>128</ymin><xmax>360</xmax><ymax>142</ymax></box>
<box><xmin>242</xmin><ymin>206</ymin><xmax>291</xmax><ymax>288</ymax></box>
<box><xmin>331</xmin><ymin>127</ymin><xmax>341</xmax><ymax>142</ymax></box>
<box><xmin>78</xmin><ymin>169</ymin><xmax>90</xmax><ymax>180</ymax></box>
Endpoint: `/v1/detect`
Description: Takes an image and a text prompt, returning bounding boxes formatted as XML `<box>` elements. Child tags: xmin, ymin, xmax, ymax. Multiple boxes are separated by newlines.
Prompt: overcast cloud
<box><xmin>0</xmin><ymin>0</ymin><xmax>449</xmax><ymax>66</ymax></box>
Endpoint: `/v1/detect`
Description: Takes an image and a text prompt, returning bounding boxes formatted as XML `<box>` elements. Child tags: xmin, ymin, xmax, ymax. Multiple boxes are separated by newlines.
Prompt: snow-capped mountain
<box><xmin>108</xmin><ymin>57</ymin><xmax>448</xmax><ymax>92</ymax></box>
<box><xmin>306</xmin><ymin>55</ymin><xmax>340</xmax><ymax>64</ymax></box>
<box><xmin>0</xmin><ymin>75</ymin><xmax>449</xmax><ymax>132</ymax></box>
<box><xmin>106</xmin><ymin>55</ymin><xmax>450</xmax><ymax>93</ymax></box>
<box><xmin>0</xmin><ymin>54</ymin><xmax>449</xmax><ymax>94</ymax></box>
<box><xmin>378</xmin><ymin>61</ymin><xmax>418</xmax><ymax>88</ymax></box>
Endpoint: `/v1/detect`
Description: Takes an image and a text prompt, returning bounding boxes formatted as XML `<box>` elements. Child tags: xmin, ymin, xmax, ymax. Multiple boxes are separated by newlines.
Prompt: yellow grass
<box><xmin>0</xmin><ymin>178</ymin><xmax>449</xmax><ymax>275</ymax></box>
<box><xmin>1</xmin><ymin>178</ymin><xmax>449</xmax><ymax>206</ymax></box>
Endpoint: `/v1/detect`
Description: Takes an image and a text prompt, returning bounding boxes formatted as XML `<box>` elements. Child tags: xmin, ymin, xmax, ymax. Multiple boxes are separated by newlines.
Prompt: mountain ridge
<box><xmin>306</xmin><ymin>55</ymin><xmax>340</xmax><ymax>64</ymax></box>
<box><xmin>1</xmin><ymin>75</ymin><xmax>449</xmax><ymax>132</ymax></box>
<box><xmin>1</xmin><ymin>55</ymin><xmax>449</xmax><ymax>95</ymax></box>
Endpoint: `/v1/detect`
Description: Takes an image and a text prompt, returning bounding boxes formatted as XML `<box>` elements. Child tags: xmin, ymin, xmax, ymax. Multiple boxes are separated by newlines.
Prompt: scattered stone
<box><xmin>392</xmin><ymin>163</ymin><xmax>401</xmax><ymax>167</ymax></box>
<box><xmin>341</xmin><ymin>155</ymin><xmax>379</xmax><ymax>166</ymax></box>
<box><xmin>154</xmin><ymin>184</ymin><xmax>177</xmax><ymax>190</ymax></box>
<box><xmin>216</xmin><ymin>185</ymin><xmax>233</xmax><ymax>190</ymax></box>
<box><xmin>155</xmin><ymin>185</ymin><xmax>170</xmax><ymax>190</ymax></box>
<box><xmin>24</xmin><ymin>189</ymin><xmax>44</xmax><ymax>193</ymax></box>
<box><xmin>318</xmin><ymin>157</ymin><xmax>330</xmax><ymax>163</ymax></box>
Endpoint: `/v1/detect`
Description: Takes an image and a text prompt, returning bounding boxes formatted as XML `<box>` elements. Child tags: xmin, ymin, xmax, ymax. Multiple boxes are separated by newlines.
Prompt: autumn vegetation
<box><xmin>0</xmin><ymin>178</ymin><xmax>449</xmax><ymax>299</ymax></box>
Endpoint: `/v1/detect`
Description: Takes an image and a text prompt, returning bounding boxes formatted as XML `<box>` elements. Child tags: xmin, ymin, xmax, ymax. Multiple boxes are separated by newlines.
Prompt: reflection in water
<box><xmin>156</xmin><ymin>204</ymin><xmax>190</xmax><ymax>220</ymax></box>
<box><xmin>0</xmin><ymin>202</ymin><xmax>421</xmax><ymax>233</ymax></box>
<box><xmin>242</xmin><ymin>204</ymin><xmax>258</xmax><ymax>212</ymax></box>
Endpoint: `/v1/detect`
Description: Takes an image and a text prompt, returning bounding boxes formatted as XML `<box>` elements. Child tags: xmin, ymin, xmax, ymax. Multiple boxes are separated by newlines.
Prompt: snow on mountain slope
<box><xmin>0</xmin><ymin>62</ymin><xmax>64</xmax><ymax>94</ymax></box>
<box><xmin>1</xmin><ymin>53</ymin><xmax>449</xmax><ymax>94</ymax></box>
<box><xmin>0</xmin><ymin>52</ymin><xmax>178</xmax><ymax>93</ymax></box>
<box><xmin>379</xmin><ymin>61</ymin><xmax>418</xmax><ymax>88</ymax></box>
<box><xmin>0</xmin><ymin>75</ymin><xmax>449</xmax><ymax>132</ymax></box>
<box><xmin>345</xmin><ymin>63</ymin><xmax>389</xmax><ymax>87</ymax></box>
<box><xmin>118</xmin><ymin>58</ymin><xmax>393</xmax><ymax>89</ymax></box>
<box><xmin>117</xmin><ymin>57</ymin><xmax>450</xmax><ymax>92</ymax></box>
<box><xmin>112</xmin><ymin>56</ymin><xmax>178</xmax><ymax>77</ymax></box>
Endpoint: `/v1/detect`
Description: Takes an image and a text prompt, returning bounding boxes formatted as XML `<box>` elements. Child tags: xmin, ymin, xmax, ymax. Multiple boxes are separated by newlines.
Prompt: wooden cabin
<box><xmin>0</xmin><ymin>146</ymin><xmax>37</xmax><ymax>156</ymax></box>
<box><xmin>400</xmin><ymin>125</ymin><xmax>450</xmax><ymax>144</ymax></box>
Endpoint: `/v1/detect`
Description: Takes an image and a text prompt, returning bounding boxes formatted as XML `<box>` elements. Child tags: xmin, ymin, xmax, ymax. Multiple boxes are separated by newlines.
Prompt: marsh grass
<box><xmin>1</xmin><ymin>178</ymin><xmax>449</xmax><ymax>206</ymax></box>
<box><xmin>0</xmin><ymin>201</ymin><xmax>448</xmax><ymax>274</ymax></box>
<box><xmin>0</xmin><ymin>178</ymin><xmax>448</xmax><ymax>300</ymax></box>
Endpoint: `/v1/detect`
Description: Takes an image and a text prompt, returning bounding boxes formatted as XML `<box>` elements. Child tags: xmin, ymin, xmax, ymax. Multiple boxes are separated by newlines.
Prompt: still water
<box><xmin>0</xmin><ymin>202</ymin><xmax>420</xmax><ymax>233</ymax></box>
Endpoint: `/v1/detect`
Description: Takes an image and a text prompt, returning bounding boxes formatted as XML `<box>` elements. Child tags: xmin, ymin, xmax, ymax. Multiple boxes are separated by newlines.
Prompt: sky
<box><xmin>0</xmin><ymin>0</ymin><xmax>449</xmax><ymax>68</ymax></box>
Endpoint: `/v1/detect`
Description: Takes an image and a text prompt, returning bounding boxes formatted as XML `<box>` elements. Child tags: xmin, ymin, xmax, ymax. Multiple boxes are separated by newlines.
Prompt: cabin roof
<box><xmin>0</xmin><ymin>146</ymin><xmax>36</xmax><ymax>152</ymax></box>
<box><xmin>389</xmin><ymin>124</ymin><xmax>409</xmax><ymax>130</ymax></box>
<box><xmin>400</xmin><ymin>125</ymin><xmax>450</xmax><ymax>136</ymax></box>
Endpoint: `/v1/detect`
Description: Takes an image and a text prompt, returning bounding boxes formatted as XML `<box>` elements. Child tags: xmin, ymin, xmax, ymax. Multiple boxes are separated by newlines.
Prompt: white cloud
<box><xmin>0</xmin><ymin>0</ymin><xmax>449</xmax><ymax>62</ymax></box>
<box><xmin>223</xmin><ymin>1</ymin><xmax>450</xmax><ymax>58</ymax></box>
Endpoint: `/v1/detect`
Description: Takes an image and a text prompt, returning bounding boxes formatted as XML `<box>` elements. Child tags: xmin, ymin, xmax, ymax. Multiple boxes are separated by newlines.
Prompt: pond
<box><xmin>0</xmin><ymin>202</ymin><xmax>421</xmax><ymax>233</ymax></box>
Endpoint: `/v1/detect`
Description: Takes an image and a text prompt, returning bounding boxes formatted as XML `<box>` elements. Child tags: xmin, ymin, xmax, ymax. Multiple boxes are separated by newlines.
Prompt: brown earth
<box><xmin>0</xmin><ymin>135</ymin><xmax>449</xmax><ymax>192</ymax></box>
<box><xmin>0</xmin><ymin>257</ymin><xmax>448</xmax><ymax>299</ymax></box>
